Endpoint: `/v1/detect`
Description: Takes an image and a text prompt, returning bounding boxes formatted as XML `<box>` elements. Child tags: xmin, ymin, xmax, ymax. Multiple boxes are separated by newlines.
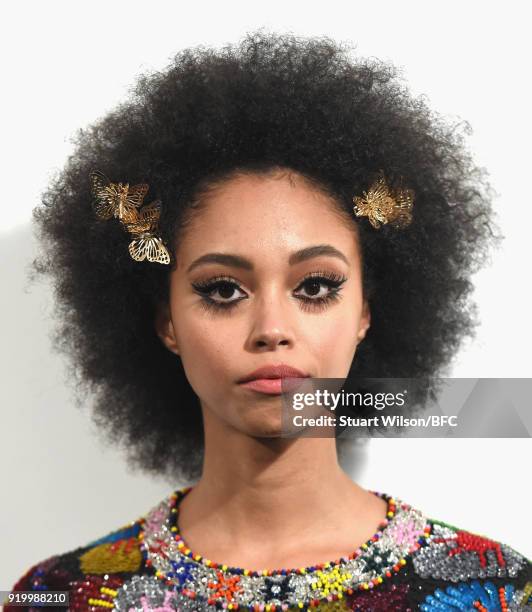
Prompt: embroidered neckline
<box><xmin>170</xmin><ymin>486</ymin><xmax>397</xmax><ymax>576</ymax></box>
<box><xmin>138</xmin><ymin>486</ymin><xmax>431</xmax><ymax>610</ymax></box>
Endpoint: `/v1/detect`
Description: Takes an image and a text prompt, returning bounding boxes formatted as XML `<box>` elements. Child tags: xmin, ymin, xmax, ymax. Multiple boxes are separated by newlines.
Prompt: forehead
<box><xmin>176</xmin><ymin>171</ymin><xmax>360</xmax><ymax>266</ymax></box>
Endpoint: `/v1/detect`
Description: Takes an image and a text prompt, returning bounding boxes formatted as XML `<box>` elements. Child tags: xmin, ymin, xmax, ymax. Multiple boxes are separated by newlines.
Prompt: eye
<box><xmin>191</xmin><ymin>276</ymin><xmax>247</xmax><ymax>311</ymax></box>
<box><xmin>294</xmin><ymin>272</ymin><xmax>347</xmax><ymax>312</ymax></box>
<box><xmin>295</xmin><ymin>273</ymin><xmax>343</xmax><ymax>300</ymax></box>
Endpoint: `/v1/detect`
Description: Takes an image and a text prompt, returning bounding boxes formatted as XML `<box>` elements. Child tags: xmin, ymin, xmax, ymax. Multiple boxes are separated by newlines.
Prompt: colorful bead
<box><xmin>418</xmin><ymin>578</ymin><xmax>528</xmax><ymax>611</ymax></box>
<box><xmin>79</xmin><ymin>537</ymin><xmax>142</xmax><ymax>574</ymax></box>
<box><xmin>70</xmin><ymin>575</ymin><xmax>124</xmax><ymax>610</ymax></box>
<box><xmin>5</xmin><ymin>488</ymin><xmax>531</xmax><ymax>612</ymax></box>
<box><xmin>412</xmin><ymin>523</ymin><xmax>527</xmax><ymax>583</ymax></box>
<box><xmin>138</xmin><ymin>486</ymin><xmax>429</xmax><ymax>610</ymax></box>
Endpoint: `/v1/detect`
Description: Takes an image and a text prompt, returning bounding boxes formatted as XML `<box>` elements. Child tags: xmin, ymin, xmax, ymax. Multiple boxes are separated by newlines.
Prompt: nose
<box><xmin>248</xmin><ymin>288</ymin><xmax>296</xmax><ymax>351</ymax></box>
<box><xmin>254</xmin><ymin>330</ymin><xmax>292</xmax><ymax>350</ymax></box>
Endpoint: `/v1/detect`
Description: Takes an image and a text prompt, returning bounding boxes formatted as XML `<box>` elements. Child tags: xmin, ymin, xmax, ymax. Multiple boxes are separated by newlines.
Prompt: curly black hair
<box><xmin>30</xmin><ymin>29</ymin><xmax>500</xmax><ymax>484</ymax></box>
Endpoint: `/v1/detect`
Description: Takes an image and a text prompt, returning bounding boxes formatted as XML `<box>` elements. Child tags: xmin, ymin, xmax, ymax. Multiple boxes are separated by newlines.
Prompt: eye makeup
<box><xmin>191</xmin><ymin>270</ymin><xmax>348</xmax><ymax>314</ymax></box>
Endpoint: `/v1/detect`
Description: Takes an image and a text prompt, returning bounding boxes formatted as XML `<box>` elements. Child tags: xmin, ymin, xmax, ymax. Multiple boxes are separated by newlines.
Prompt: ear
<box><xmin>356</xmin><ymin>298</ymin><xmax>371</xmax><ymax>345</ymax></box>
<box><xmin>154</xmin><ymin>301</ymin><xmax>180</xmax><ymax>355</ymax></box>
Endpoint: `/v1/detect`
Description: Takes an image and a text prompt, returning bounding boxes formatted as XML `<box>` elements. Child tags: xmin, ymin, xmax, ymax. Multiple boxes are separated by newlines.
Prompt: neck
<box><xmin>174</xmin><ymin>405</ymin><xmax>387</xmax><ymax>566</ymax></box>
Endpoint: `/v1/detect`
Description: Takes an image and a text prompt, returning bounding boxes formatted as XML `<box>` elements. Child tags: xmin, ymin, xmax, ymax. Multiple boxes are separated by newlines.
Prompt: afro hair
<box><xmin>30</xmin><ymin>29</ymin><xmax>500</xmax><ymax>483</ymax></box>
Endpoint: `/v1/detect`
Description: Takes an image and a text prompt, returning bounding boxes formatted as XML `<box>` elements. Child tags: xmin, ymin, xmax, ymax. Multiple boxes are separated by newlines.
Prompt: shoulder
<box><xmin>402</xmin><ymin>514</ymin><xmax>532</xmax><ymax>609</ymax></box>
<box><xmin>4</xmin><ymin>519</ymin><xmax>153</xmax><ymax>611</ymax></box>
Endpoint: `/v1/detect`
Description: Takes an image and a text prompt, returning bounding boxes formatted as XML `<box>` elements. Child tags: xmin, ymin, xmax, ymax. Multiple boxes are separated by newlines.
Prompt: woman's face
<box><xmin>156</xmin><ymin>170</ymin><xmax>370</xmax><ymax>437</ymax></box>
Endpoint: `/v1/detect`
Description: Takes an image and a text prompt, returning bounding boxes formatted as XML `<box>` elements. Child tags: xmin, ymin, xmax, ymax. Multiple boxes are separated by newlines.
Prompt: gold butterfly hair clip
<box><xmin>352</xmin><ymin>170</ymin><xmax>415</xmax><ymax>229</ymax></box>
<box><xmin>90</xmin><ymin>170</ymin><xmax>172</xmax><ymax>265</ymax></box>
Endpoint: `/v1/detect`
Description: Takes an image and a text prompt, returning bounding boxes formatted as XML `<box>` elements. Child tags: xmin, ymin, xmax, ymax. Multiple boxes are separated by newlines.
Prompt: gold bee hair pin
<box><xmin>90</xmin><ymin>170</ymin><xmax>171</xmax><ymax>265</ymax></box>
<box><xmin>352</xmin><ymin>169</ymin><xmax>414</xmax><ymax>229</ymax></box>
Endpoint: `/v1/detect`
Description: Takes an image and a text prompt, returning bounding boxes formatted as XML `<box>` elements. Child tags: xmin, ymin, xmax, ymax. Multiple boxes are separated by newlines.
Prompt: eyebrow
<box><xmin>186</xmin><ymin>244</ymin><xmax>349</xmax><ymax>273</ymax></box>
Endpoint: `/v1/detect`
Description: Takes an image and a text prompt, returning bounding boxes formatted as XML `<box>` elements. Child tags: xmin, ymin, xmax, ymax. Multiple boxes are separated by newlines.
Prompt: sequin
<box><xmin>139</xmin><ymin>489</ymin><xmax>429</xmax><ymax>609</ymax></box>
<box><xmin>113</xmin><ymin>575</ymin><xmax>182</xmax><ymax>611</ymax></box>
<box><xmin>80</xmin><ymin>538</ymin><xmax>142</xmax><ymax>574</ymax></box>
<box><xmin>418</xmin><ymin>578</ymin><xmax>531</xmax><ymax>611</ymax></box>
<box><xmin>69</xmin><ymin>574</ymin><xmax>124</xmax><ymax>610</ymax></box>
<box><xmin>4</xmin><ymin>488</ymin><xmax>531</xmax><ymax>612</ymax></box>
<box><xmin>350</xmin><ymin>581</ymin><xmax>412</xmax><ymax>611</ymax></box>
<box><xmin>412</xmin><ymin>523</ymin><xmax>528</xmax><ymax>583</ymax></box>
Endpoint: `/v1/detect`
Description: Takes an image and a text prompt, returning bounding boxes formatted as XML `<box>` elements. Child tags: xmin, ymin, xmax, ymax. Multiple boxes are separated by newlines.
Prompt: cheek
<box><xmin>306</xmin><ymin>308</ymin><xmax>360</xmax><ymax>375</ymax></box>
<box><xmin>177</xmin><ymin>319</ymin><xmax>237</xmax><ymax>392</ymax></box>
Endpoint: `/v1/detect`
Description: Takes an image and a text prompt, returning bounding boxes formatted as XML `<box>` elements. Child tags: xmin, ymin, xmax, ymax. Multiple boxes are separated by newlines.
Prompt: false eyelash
<box><xmin>191</xmin><ymin>271</ymin><xmax>347</xmax><ymax>314</ymax></box>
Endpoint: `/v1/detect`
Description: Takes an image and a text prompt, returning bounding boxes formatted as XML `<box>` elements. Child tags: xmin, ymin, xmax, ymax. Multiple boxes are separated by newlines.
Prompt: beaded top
<box><xmin>5</xmin><ymin>486</ymin><xmax>532</xmax><ymax>611</ymax></box>
<box><xmin>137</xmin><ymin>486</ymin><xmax>430</xmax><ymax>609</ymax></box>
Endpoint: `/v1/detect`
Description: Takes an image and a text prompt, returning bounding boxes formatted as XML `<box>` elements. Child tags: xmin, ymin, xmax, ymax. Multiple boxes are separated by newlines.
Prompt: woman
<box><xmin>6</xmin><ymin>31</ymin><xmax>531</xmax><ymax>611</ymax></box>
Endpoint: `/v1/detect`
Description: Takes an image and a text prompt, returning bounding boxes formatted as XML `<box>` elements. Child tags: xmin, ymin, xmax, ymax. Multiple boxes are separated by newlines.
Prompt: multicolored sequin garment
<box><xmin>5</xmin><ymin>486</ymin><xmax>532</xmax><ymax>611</ymax></box>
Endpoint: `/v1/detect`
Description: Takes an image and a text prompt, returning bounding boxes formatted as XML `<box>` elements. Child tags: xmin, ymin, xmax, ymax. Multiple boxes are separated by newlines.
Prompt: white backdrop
<box><xmin>2</xmin><ymin>0</ymin><xmax>531</xmax><ymax>590</ymax></box>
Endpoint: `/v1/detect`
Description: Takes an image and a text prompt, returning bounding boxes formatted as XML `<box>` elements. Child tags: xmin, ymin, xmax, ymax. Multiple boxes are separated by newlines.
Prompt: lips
<box><xmin>237</xmin><ymin>364</ymin><xmax>310</xmax><ymax>395</ymax></box>
<box><xmin>237</xmin><ymin>364</ymin><xmax>310</xmax><ymax>384</ymax></box>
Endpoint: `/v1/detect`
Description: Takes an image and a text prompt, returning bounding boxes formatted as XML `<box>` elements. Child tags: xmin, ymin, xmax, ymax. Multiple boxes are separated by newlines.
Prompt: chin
<box><xmin>239</xmin><ymin>412</ymin><xmax>285</xmax><ymax>438</ymax></box>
